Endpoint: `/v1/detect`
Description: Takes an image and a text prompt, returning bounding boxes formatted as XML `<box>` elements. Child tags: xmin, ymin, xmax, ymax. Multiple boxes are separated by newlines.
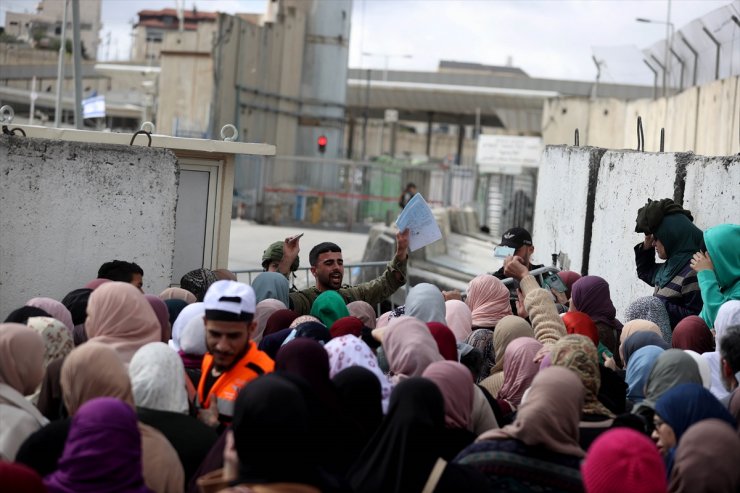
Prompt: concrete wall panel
<box><xmin>683</xmin><ymin>154</ymin><xmax>740</xmax><ymax>229</ymax></box>
<box><xmin>0</xmin><ymin>136</ymin><xmax>179</xmax><ymax>316</ymax></box>
<box><xmin>532</xmin><ymin>146</ymin><xmax>600</xmax><ymax>274</ymax></box>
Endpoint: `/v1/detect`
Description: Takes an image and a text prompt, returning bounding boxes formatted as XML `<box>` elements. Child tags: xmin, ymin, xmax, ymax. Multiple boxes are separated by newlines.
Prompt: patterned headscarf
<box><xmin>324</xmin><ymin>334</ymin><xmax>392</xmax><ymax>413</ymax></box>
<box><xmin>465</xmin><ymin>329</ymin><xmax>495</xmax><ymax>381</ymax></box>
<box><xmin>26</xmin><ymin>317</ymin><xmax>74</xmax><ymax>370</ymax></box>
<box><xmin>550</xmin><ymin>334</ymin><xmax>615</xmax><ymax>418</ymax></box>
<box><xmin>179</xmin><ymin>268</ymin><xmax>218</xmax><ymax>302</ymax></box>
<box><xmin>624</xmin><ymin>296</ymin><xmax>672</xmax><ymax>344</ymax></box>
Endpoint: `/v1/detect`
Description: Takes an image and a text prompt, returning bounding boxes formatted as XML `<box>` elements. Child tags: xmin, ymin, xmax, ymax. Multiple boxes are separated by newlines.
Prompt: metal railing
<box><xmin>232</xmin><ymin>261</ymin><xmax>390</xmax><ymax>292</ymax></box>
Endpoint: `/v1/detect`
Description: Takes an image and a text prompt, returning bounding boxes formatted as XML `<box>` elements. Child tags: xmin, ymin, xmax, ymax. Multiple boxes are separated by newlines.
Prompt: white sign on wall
<box><xmin>476</xmin><ymin>135</ymin><xmax>543</xmax><ymax>174</ymax></box>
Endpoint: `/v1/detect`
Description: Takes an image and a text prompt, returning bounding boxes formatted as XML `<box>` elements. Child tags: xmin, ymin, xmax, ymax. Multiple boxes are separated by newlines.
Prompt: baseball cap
<box><xmin>203</xmin><ymin>280</ymin><xmax>256</xmax><ymax>322</ymax></box>
<box><xmin>499</xmin><ymin>227</ymin><xmax>533</xmax><ymax>249</ymax></box>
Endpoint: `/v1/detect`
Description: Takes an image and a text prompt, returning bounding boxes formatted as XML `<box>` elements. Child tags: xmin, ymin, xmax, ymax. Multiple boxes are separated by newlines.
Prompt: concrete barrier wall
<box><xmin>0</xmin><ymin>136</ymin><xmax>179</xmax><ymax>317</ymax></box>
<box><xmin>533</xmin><ymin>145</ymin><xmax>739</xmax><ymax>319</ymax></box>
<box><xmin>542</xmin><ymin>76</ymin><xmax>740</xmax><ymax>157</ymax></box>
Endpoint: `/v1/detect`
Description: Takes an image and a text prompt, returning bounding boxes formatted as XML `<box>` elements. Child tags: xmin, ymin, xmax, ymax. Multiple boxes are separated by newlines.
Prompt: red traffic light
<box><xmin>317</xmin><ymin>135</ymin><xmax>327</xmax><ymax>154</ymax></box>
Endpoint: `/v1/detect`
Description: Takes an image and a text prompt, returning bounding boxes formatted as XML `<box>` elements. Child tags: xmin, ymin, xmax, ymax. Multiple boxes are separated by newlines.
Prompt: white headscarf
<box><xmin>701</xmin><ymin>300</ymin><xmax>740</xmax><ymax>400</ymax></box>
<box><xmin>179</xmin><ymin>315</ymin><xmax>207</xmax><ymax>356</ymax></box>
<box><xmin>129</xmin><ymin>342</ymin><xmax>189</xmax><ymax>414</ymax></box>
<box><xmin>169</xmin><ymin>302</ymin><xmax>205</xmax><ymax>351</ymax></box>
<box><xmin>405</xmin><ymin>283</ymin><xmax>446</xmax><ymax>324</ymax></box>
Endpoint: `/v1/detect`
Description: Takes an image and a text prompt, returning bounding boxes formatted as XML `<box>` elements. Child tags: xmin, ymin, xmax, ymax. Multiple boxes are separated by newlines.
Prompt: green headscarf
<box><xmin>653</xmin><ymin>214</ymin><xmax>703</xmax><ymax>288</ymax></box>
<box><xmin>699</xmin><ymin>224</ymin><xmax>740</xmax><ymax>326</ymax></box>
<box><xmin>310</xmin><ymin>290</ymin><xmax>349</xmax><ymax>328</ymax></box>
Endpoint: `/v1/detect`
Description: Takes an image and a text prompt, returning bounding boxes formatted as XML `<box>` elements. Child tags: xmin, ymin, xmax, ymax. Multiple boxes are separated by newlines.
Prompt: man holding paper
<box><xmin>281</xmin><ymin>229</ymin><xmax>411</xmax><ymax>315</ymax></box>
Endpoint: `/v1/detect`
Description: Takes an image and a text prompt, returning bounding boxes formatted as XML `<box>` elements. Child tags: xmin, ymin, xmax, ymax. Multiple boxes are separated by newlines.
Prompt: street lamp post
<box><xmin>637</xmin><ymin>11</ymin><xmax>674</xmax><ymax>97</ymax></box>
<box><xmin>362</xmin><ymin>52</ymin><xmax>413</xmax><ymax>81</ymax></box>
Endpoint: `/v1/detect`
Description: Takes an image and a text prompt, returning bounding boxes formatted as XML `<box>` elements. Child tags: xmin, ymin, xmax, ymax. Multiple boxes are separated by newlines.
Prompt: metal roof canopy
<box><xmin>346</xmin><ymin>69</ymin><xmax>655</xmax><ymax>133</ymax></box>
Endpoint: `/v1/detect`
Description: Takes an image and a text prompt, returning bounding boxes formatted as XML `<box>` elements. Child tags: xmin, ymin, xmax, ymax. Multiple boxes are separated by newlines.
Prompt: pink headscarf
<box><xmin>84</xmin><ymin>278</ymin><xmax>111</xmax><ymax>290</ymax></box>
<box><xmin>158</xmin><ymin>287</ymin><xmax>196</xmax><ymax>304</ymax></box>
<box><xmin>375</xmin><ymin>310</ymin><xmax>393</xmax><ymax>328</ymax></box>
<box><xmin>0</xmin><ymin>323</ymin><xmax>45</xmax><ymax>395</ymax></box>
<box><xmin>85</xmin><ymin>282</ymin><xmax>161</xmax><ymax>363</ymax></box>
<box><xmin>445</xmin><ymin>300</ymin><xmax>473</xmax><ymax>342</ymax></box>
<box><xmin>382</xmin><ymin>316</ymin><xmax>443</xmax><ymax>384</ymax></box>
<box><xmin>422</xmin><ymin>360</ymin><xmax>474</xmax><ymax>429</ymax></box>
<box><xmin>254</xmin><ymin>299</ymin><xmax>287</xmax><ymax>343</ymax></box>
<box><xmin>25</xmin><ymin>298</ymin><xmax>74</xmax><ymax>333</ymax></box>
<box><xmin>347</xmin><ymin>301</ymin><xmax>377</xmax><ymax>329</ymax></box>
<box><xmin>465</xmin><ymin>274</ymin><xmax>512</xmax><ymax>328</ymax></box>
<box><xmin>497</xmin><ymin>336</ymin><xmax>543</xmax><ymax>408</ymax></box>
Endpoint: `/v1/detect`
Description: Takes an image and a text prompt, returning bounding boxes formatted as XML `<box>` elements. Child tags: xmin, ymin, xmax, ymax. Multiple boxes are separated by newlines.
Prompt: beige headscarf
<box><xmin>60</xmin><ymin>342</ymin><xmax>185</xmax><ymax>492</ymax></box>
<box><xmin>26</xmin><ymin>317</ymin><xmax>74</xmax><ymax>404</ymax></box>
<box><xmin>85</xmin><ymin>282</ymin><xmax>161</xmax><ymax>363</ymax></box>
<box><xmin>0</xmin><ymin>323</ymin><xmax>45</xmax><ymax>395</ymax></box>
<box><xmin>253</xmin><ymin>299</ymin><xmax>287</xmax><ymax>343</ymax></box>
<box><xmin>490</xmin><ymin>315</ymin><xmax>535</xmax><ymax>375</ymax></box>
<box><xmin>479</xmin><ymin>366</ymin><xmax>586</xmax><ymax>458</ymax></box>
<box><xmin>382</xmin><ymin>316</ymin><xmax>443</xmax><ymax>384</ymax></box>
<box><xmin>619</xmin><ymin>319</ymin><xmax>662</xmax><ymax>363</ymax></box>
<box><xmin>158</xmin><ymin>287</ymin><xmax>197</xmax><ymax>304</ymax></box>
<box><xmin>348</xmin><ymin>301</ymin><xmax>377</xmax><ymax>329</ymax></box>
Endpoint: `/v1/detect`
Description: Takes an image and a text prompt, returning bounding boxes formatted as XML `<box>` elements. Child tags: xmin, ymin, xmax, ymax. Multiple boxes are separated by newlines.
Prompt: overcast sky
<box><xmin>1</xmin><ymin>0</ymin><xmax>735</xmax><ymax>84</ymax></box>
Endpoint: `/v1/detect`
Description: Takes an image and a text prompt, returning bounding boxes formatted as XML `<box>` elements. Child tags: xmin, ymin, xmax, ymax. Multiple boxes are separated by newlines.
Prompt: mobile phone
<box><xmin>493</xmin><ymin>245</ymin><xmax>515</xmax><ymax>259</ymax></box>
<box><xmin>288</xmin><ymin>233</ymin><xmax>304</xmax><ymax>242</ymax></box>
<box><xmin>542</xmin><ymin>272</ymin><xmax>567</xmax><ymax>293</ymax></box>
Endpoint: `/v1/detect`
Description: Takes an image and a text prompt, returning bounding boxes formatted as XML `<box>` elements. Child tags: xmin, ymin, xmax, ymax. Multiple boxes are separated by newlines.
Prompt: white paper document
<box><xmin>395</xmin><ymin>193</ymin><xmax>442</xmax><ymax>252</ymax></box>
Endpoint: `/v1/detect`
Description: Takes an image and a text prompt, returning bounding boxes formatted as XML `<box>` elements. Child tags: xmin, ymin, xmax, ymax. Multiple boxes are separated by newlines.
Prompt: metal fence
<box><xmin>232</xmin><ymin>155</ymin><xmax>478</xmax><ymax>229</ymax></box>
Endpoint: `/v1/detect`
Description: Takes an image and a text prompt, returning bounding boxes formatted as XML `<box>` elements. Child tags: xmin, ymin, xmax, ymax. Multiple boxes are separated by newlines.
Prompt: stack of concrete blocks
<box><xmin>533</xmin><ymin>145</ymin><xmax>739</xmax><ymax>319</ymax></box>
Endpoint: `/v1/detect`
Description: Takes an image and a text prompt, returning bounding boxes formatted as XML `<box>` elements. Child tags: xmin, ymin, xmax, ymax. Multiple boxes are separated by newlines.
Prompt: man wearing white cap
<box><xmin>195</xmin><ymin>280</ymin><xmax>274</xmax><ymax>427</ymax></box>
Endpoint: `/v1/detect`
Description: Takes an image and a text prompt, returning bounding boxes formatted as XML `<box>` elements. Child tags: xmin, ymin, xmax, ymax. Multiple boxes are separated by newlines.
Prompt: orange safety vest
<box><xmin>196</xmin><ymin>341</ymin><xmax>274</xmax><ymax>419</ymax></box>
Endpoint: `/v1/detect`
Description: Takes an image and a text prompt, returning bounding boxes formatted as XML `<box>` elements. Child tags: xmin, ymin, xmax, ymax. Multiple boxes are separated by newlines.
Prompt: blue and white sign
<box><xmin>82</xmin><ymin>95</ymin><xmax>106</xmax><ymax>119</ymax></box>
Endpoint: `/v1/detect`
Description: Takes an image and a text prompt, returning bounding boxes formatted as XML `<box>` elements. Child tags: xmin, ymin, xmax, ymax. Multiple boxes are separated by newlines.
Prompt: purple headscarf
<box><xmin>571</xmin><ymin>276</ymin><xmax>623</xmax><ymax>331</ymax></box>
<box><xmin>144</xmin><ymin>295</ymin><xmax>170</xmax><ymax>343</ymax></box>
<box><xmin>44</xmin><ymin>397</ymin><xmax>150</xmax><ymax>493</ymax></box>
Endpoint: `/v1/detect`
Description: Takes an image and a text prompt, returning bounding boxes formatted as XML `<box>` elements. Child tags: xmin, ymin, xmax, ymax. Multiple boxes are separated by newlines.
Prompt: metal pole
<box><xmin>29</xmin><ymin>76</ymin><xmax>37</xmax><ymax>125</ymax></box>
<box><xmin>680</xmin><ymin>35</ymin><xmax>698</xmax><ymax>86</ymax></box>
<box><xmin>670</xmin><ymin>47</ymin><xmax>685</xmax><ymax>92</ymax></box>
<box><xmin>650</xmin><ymin>55</ymin><xmax>666</xmax><ymax>98</ymax></box>
<box><xmin>591</xmin><ymin>56</ymin><xmax>602</xmax><ymax>100</ymax></box>
<box><xmin>54</xmin><ymin>0</ymin><xmax>69</xmax><ymax>127</ymax></box>
<box><xmin>644</xmin><ymin>59</ymin><xmax>658</xmax><ymax>100</ymax></box>
<box><xmin>664</xmin><ymin>0</ymin><xmax>671</xmax><ymax>96</ymax></box>
<box><xmin>702</xmin><ymin>26</ymin><xmax>721</xmax><ymax>80</ymax></box>
<box><xmin>71</xmin><ymin>0</ymin><xmax>83</xmax><ymax>129</ymax></box>
<box><xmin>361</xmin><ymin>68</ymin><xmax>370</xmax><ymax>160</ymax></box>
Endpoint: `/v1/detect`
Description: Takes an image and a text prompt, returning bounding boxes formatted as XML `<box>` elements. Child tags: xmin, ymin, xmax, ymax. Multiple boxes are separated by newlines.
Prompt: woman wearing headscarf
<box><xmin>0</xmin><ymin>461</ymin><xmax>47</xmax><ymax>493</ymax></box>
<box><xmin>61</xmin><ymin>287</ymin><xmax>94</xmax><ymax>345</ymax></box>
<box><xmin>251</xmin><ymin>271</ymin><xmax>290</xmax><ymax>306</ymax></box>
<box><xmin>691</xmin><ymin>223</ymin><xmax>740</xmax><ymax>329</ymax></box>
<box><xmin>557</xmin><ymin>270</ymin><xmax>581</xmax><ymax>300</ymax></box>
<box><xmin>445</xmin><ymin>299</ymin><xmax>473</xmax><ymax>342</ymax></box>
<box><xmin>625</xmin><ymin>345</ymin><xmax>665</xmax><ymax>405</ymax></box>
<box><xmin>701</xmin><ymin>300</ymin><xmax>740</xmax><ymax>400</ymax></box>
<box><xmin>653</xmin><ymin>383</ymin><xmax>736</xmax><ymax>476</ymax></box>
<box><xmin>427</xmin><ymin>322</ymin><xmax>458</xmax><ymax>361</ymax></box>
<box><xmin>262</xmin><ymin>308</ymin><xmax>300</xmax><ymax>338</ymax></box>
<box><xmin>333</xmin><ymin>367</ymin><xmax>383</xmax><ymax>458</ymax></box>
<box><xmin>145</xmin><ymin>294</ymin><xmax>171</xmax><ymax>343</ymax></box>
<box><xmin>330</xmin><ymin>316</ymin><xmax>364</xmax><ymax>338</ymax></box>
<box><xmin>550</xmin><ymin>334</ymin><xmax>616</xmax><ymax>449</ymax></box>
<box><xmin>310</xmin><ymin>290</ymin><xmax>350</xmax><ymax>328</ymax></box>
<box><xmin>0</xmin><ymin>324</ymin><xmax>47</xmax><ymax>460</ymax></box>
<box><xmin>129</xmin><ymin>342</ymin><xmax>217</xmax><ymax>484</ymax></box>
<box><xmin>671</xmin><ymin>315</ymin><xmax>714</xmax><ymax>353</ymax></box>
<box><xmin>571</xmin><ymin>276</ymin><xmax>623</xmax><ymax>365</ymax></box>
<box><xmin>619</xmin><ymin>318</ymin><xmax>664</xmax><ymax>364</ymax></box>
<box><xmin>581</xmin><ymin>428</ymin><xmax>667</xmax><ymax>493</ymax></box>
<box><xmin>44</xmin><ymin>397</ymin><xmax>151</xmax><ymax>493</ymax></box>
<box><xmin>15</xmin><ymin>342</ymin><xmax>184</xmax><ymax>492</ymax></box>
<box><xmin>405</xmin><ymin>283</ymin><xmax>446</xmax><ymax>324</ymax></box>
<box><xmin>465</xmin><ymin>274</ymin><xmax>511</xmax><ymax>330</ymax></box>
<box><xmin>347</xmin><ymin>300</ymin><xmax>377</xmax><ymax>329</ymax></box>
<box><xmin>200</xmin><ymin>374</ymin><xmax>324</xmax><ymax>493</ymax></box>
<box><xmin>180</xmin><ymin>268</ymin><xmax>218</xmax><ymax>302</ymax></box>
<box><xmin>324</xmin><ymin>334</ymin><xmax>393</xmax><ymax>413</ymax></box>
<box><xmin>168</xmin><ymin>302</ymin><xmax>204</xmax><ymax>351</ymax></box>
<box><xmin>668</xmin><ymin>419</ymin><xmax>740</xmax><ymax>493</ymax></box>
<box><xmin>455</xmin><ymin>366</ymin><xmax>586</xmax><ymax>492</ymax></box>
<box><xmin>622</xmin><ymin>331</ymin><xmax>670</xmax><ymax>367</ymax></box>
<box><xmin>563</xmin><ymin>311</ymin><xmax>612</xmax><ymax>364</ymax></box>
<box><xmin>25</xmin><ymin>298</ymin><xmax>74</xmax><ymax>334</ymax></box>
<box><xmin>349</xmin><ymin>378</ymin><xmax>491</xmax><ymax>493</ymax></box>
<box><xmin>479</xmin><ymin>315</ymin><xmax>534</xmax><ymax>396</ymax></box>
<box><xmin>496</xmin><ymin>337</ymin><xmax>543</xmax><ymax>422</ymax></box>
<box><xmin>634</xmin><ymin>208</ymin><xmax>705</xmax><ymax>329</ymax></box>
<box><xmin>4</xmin><ymin>306</ymin><xmax>51</xmax><ymax>324</ymax></box>
<box><xmin>422</xmin><ymin>361</ymin><xmax>477</xmax><ymax>457</ymax></box>
<box><xmin>465</xmin><ymin>329</ymin><xmax>495</xmax><ymax>382</ymax></box>
<box><xmin>85</xmin><ymin>282</ymin><xmax>161</xmax><ymax>364</ymax></box>
<box><xmin>625</xmin><ymin>296</ymin><xmax>673</xmax><ymax>344</ymax></box>
<box><xmin>163</xmin><ymin>299</ymin><xmax>188</xmax><ymax>329</ymax></box>
<box><xmin>252</xmin><ymin>298</ymin><xmax>287</xmax><ymax>343</ymax></box>
<box><xmin>25</xmin><ymin>317</ymin><xmax>74</xmax><ymax>404</ymax></box>
<box><xmin>159</xmin><ymin>287</ymin><xmax>197</xmax><ymax>304</ymax></box>
<box><xmin>684</xmin><ymin>350</ymin><xmax>712</xmax><ymax>389</ymax></box>
<box><xmin>380</xmin><ymin>316</ymin><xmax>443</xmax><ymax>384</ymax></box>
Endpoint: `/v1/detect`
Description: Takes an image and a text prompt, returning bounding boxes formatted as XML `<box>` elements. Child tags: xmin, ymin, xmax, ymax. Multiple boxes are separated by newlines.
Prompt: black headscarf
<box><xmin>163</xmin><ymin>299</ymin><xmax>188</xmax><ymax>327</ymax></box>
<box><xmin>258</xmin><ymin>328</ymin><xmax>292</xmax><ymax>359</ymax></box>
<box><xmin>232</xmin><ymin>374</ymin><xmax>320</xmax><ymax>486</ymax></box>
<box><xmin>349</xmin><ymin>377</ymin><xmax>448</xmax><ymax>493</ymax></box>
<box><xmin>61</xmin><ymin>288</ymin><xmax>93</xmax><ymax>326</ymax></box>
<box><xmin>4</xmin><ymin>306</ymin><xmax>51</xmax><ymax>324</ymax></box>
<box><xmin>332</xmin><ymin>366</ymin><xmax>383</xmax><ymax>449</ymax></box>
<box><xmin>623</xmin><ymin>331</ymin><xmax>670</xmax><ymax>366</ymax></box>
<box><xmin>634</xmin><ymin>198</ymin><xmax>693</xmax><ymax>234</ymax></box>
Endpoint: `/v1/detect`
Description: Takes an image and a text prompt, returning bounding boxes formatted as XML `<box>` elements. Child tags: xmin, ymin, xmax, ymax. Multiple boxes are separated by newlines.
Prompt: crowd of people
<box><xmin>0</xmin><ymin>198</ymin><xmax>739</xmax><ymax>493</ymax></box>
